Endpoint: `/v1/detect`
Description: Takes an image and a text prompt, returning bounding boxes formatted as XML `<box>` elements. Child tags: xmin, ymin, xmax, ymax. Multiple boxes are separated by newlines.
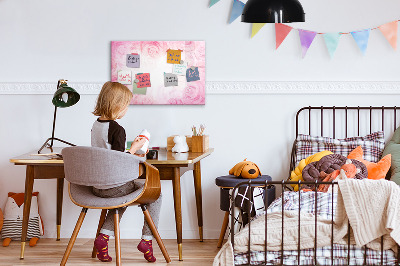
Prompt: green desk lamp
<box><xmin>38</xmin><ymin>79</ymin><xmax>80</xmax><ymax>154</ymax></box>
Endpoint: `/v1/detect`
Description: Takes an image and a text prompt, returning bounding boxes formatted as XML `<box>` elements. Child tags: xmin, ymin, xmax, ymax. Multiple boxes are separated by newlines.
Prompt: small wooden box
<box><xmin>191</xmin><ymin>135</ymin><xmax>209</xmax><ymax>153</ymax></box>
<box><xmin>167</xmin><ymin>135</ymin><xmax>192</xmax><ymax>151</ymax></box>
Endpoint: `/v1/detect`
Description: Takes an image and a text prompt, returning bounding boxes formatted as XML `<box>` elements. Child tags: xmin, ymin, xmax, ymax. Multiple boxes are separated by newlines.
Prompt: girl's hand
<box><xmin>134</xmin><ymin>148</ymin><xmax>149</xmax><ymax>157</ymax></box>
<box><xmin>129</xmin><ymin>137</ymin><xmax>147</xmax><ymax>155</ymax></box>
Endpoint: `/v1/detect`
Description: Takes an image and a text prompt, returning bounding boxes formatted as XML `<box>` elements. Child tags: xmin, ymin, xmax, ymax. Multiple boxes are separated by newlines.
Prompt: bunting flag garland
<box><xmin>209</xmin><ymin>0</ymin><xmax>220</xmax><ymax>8</ymax></box>
<box><xmin>378</xmin><ymin>21</ymin><xmax>398</xmax><ymax>50</ymax></box>
<box><xmin>208</xmin><ymin>4</ymin><xmax>400</xmax><ymax>57</ymax></box>
<box><xmin>275</xmin><ymin>23</ymin><xmax>293</xmax><ymax>49</ymax></box>
<box><xmin>351</xmin><ymin>29</ymin><xmax>370</xmax><ymax>55</ymax></box>
<box><xmin>229</xmin><ymin>0</ymin><xmax>245</xmax><ymax>24</ymax></box>
<box><xmin>323</xmin><ymin>33</ymin><xmax>341</xmax><ymax>58</ymax></box>
<box><xmin>298</xmin><ymin>30</ymin><xmax>317</xmax><ymax>58</ymax></box>
<box><xmin>251</xmin><ymin>23</ymin><xmax>266</xmax><ymax>38</ymax></box>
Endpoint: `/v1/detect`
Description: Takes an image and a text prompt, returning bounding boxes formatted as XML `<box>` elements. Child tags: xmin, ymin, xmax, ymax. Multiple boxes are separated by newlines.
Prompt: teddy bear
<box><xmin>172</xmin><ymin>135</ymin><xmax>189</xmax><ymax>153</ymax></box>
<box><xmin>229</xmin><ymin>159</ymin><xmax>261</xmax><ymax>179</ymax></box>
<box><xmin>1</xmin><ymin>192</ymin><xmax>44</xmax><ymax>247</ymax></box>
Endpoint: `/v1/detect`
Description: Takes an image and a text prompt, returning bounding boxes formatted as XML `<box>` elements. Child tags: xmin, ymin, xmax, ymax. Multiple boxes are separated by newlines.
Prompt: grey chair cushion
<box><xmin>62</xmin><ymin>146</ymin><xmax>145</xmax><ymax>188</ymax></box>
<box><xmin>69</xmin><ymin>180</ymin><xmax>145</xmax><ymax>208</ymax></box>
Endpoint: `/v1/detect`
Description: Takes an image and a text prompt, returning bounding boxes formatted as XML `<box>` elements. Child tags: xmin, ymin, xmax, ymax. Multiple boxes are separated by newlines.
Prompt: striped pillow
<box><xmin>294</xmin><ymin>131</ymin><xmax>385</xmax><ymax>166</ymax></box>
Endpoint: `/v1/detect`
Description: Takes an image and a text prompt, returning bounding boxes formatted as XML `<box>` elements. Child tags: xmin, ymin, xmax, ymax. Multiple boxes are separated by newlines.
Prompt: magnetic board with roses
<box><xmin>111</xmin><ymin>41</ymin><xmax>205</xmax><ymax>105</ymax></box>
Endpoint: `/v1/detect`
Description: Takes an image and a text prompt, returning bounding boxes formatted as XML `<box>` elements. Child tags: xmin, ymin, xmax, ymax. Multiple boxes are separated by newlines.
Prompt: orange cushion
<box><xmin>347</xmin><ymin>146</ymin><xmax>391</xmax><ymax>180</ymax></box>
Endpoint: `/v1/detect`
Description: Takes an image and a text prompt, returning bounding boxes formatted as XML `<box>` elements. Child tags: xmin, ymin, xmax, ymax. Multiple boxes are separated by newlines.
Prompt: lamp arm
<box><xmin>50</xmin><ymin>105</ymin><xmax>57</xmax><ymax>148</ymax></box>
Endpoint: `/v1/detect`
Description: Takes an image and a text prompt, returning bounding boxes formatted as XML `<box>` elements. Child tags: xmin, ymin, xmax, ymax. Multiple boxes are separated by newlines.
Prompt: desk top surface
<box><xmin>10</xmin><ymin>147</ymin><xmax>214</xmax><ymax>166</ymax></box>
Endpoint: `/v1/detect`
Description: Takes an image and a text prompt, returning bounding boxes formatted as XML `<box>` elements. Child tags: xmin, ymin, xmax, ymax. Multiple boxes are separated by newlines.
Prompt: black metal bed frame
<box><xmin>230</xmin><ymin>106</ymin><xmax>400</xmax><ymax>266</ymax></box>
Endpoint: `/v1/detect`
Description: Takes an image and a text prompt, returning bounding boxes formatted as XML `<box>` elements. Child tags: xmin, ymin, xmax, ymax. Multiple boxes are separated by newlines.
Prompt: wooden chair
<box><xmin>60</xmin><ymin>146</ymin><xmax>171</xmax><ymax>265</ymax></box>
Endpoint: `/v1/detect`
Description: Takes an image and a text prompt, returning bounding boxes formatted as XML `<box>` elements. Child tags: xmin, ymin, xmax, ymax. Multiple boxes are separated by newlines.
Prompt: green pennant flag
<box><xmin>209</xmin><ymin>0</ymin><xmax>220</xmax><ymax>7</ymax></box>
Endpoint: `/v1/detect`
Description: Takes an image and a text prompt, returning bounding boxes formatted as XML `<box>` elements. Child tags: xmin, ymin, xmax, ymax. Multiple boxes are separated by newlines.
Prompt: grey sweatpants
<box><xmin>92</xmin><ymin>180</ymin><xmax>162</xmax><ymax>240</ymax></box>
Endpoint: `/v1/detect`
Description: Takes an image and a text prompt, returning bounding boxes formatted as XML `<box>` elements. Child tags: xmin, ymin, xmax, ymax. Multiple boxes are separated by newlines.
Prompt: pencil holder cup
<box><xmin>146</xmin><ymin>150</ymin><xmax>158</xmax><ymax>160</ymax></box>
<box><xmin>191</xmin><ymin>135</ymin><xmax>209</xmax><ymax>153</ymax></box>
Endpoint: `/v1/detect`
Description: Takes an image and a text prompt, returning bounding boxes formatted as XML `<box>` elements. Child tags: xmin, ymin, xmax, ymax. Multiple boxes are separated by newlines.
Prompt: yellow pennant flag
<box><xmin>251</xmin><ymin>23</ymin><xmax>266</xmax><ymax>38</ymax></box>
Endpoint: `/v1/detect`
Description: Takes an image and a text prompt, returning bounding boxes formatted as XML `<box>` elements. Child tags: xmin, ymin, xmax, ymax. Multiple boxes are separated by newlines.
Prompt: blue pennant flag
<box><xmin>323</xmin><ymin>33</ymin><xmax>341</xmax><ymax>58</ymax></box>
<box><xmin>351</xmin><ymin>29</ymin><xmax>371</xmax><ymax>55</ymax></box>
<box><xmin>209</xmin><ymin>0</ymin><xmax>221</xmax><ymax>7</ymax></box>
<box><xmin>229</xmin><ymin>0</ymin><xmax>245</xmax><ymax>24</ymax></box>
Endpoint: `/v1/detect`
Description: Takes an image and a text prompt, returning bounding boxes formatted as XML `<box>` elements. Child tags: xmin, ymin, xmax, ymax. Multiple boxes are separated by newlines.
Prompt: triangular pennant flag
<box><xmin>323</xmin><ymin>33</ymin><xmax>341</xmax><ymax>58</ymax></box>
<box><xmin>209</xmin><ymin>0</ymin><xmax>220</xmax><ymax>7</ymax></box>
<box><xmin>251</xmin><ymin>23</ymin><xmax>266</xmax><ymax>38</ymax></box>
<box><xmin>275</xmin><ymin>23</ymin><xmax>293</xmax><ymax>49</ymax></box>
<box><xmin>229</xmin><ymin>0</ymin><xmax>245</xmax><ymax>24</ymax></box>
<box><xmin>378</xmin><ymin>21</ymin><xmax>398</xmax><ymax>50</ymax></box>
<box><xmin>298</xmin><ymin>29</ymin><xmax>317</xmax><ymax>58</ymax></box>
<box><xmin>351</xmin><ymin>29</ymin><xmax>370</xmax><ymax>55</ymax></box>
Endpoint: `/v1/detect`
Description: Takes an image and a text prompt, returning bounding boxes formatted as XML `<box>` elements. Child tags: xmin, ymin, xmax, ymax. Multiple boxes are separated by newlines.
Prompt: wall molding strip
<box><xmin>0</xmin><ymin>81</ymin><xmax>399</xmax><ymax>95</ymax></box>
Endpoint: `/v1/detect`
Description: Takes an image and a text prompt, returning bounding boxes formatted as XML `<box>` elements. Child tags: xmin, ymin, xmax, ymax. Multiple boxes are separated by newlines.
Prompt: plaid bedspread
<box><xmin>234</xmin><ymin>191</ymin><xmax>397</xmax><ymax>265</ymax></box>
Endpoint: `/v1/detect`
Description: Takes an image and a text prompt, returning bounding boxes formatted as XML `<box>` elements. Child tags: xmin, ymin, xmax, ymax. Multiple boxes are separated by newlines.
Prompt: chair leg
<box><xmin>217</xmin><ymin>211</ymin><xmax>230</xmax><ymax>248</ymax></box>
<box><xmin>114</xmin><ymin>209</ymin><xmax>121</xmax><ymax>266</ymax></box>
<box><xmin>141</xmin><ymin>205</ymin><xmax>171</xmax><ymax>263</ymax></box>
<box><xmin>60</xmin><ymin>208</ymin><xmax>88</xmax><ymax>266</ymax></box>
<box><xmin>91</xmin><ymin>209</ymin><xmax>108</xmax><ymax>258</ymax></box>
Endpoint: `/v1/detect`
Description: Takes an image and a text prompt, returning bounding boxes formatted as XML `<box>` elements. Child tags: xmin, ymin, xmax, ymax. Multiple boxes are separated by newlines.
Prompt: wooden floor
<box><xmin>0</xmin><ymin>239</ymin><xmax>221</xmax><ymax>265</ymax></box>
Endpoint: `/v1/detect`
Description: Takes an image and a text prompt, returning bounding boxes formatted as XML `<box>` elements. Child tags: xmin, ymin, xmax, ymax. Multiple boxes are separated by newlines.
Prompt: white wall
<box><xmin>1</xmin><ymin>0</ymin><xmax>400</xmax><ymax>239</ymax></box>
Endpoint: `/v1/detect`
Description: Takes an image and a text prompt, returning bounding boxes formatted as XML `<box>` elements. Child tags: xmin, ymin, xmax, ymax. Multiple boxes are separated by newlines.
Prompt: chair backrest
<box><xmin>62</xmin><ymin>146</ymin><xmax>145</xmax><ymax>187</ymax></box>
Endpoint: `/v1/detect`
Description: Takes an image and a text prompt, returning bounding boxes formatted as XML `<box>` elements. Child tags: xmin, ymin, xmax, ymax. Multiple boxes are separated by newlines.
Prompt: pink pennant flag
<box><xmin>378</xmin><ymin>21</ymin><xmax>398</xmax><ymax>50</ymax></box>
<box><xmin>275</xmin><ymin>23</ymin><xmax>293</xmax><ymax>49</ymax></box>
<box><xmin>298</xmin><ymin>29</ymin><xmax>318</xmax><ymax>58</ymax></box>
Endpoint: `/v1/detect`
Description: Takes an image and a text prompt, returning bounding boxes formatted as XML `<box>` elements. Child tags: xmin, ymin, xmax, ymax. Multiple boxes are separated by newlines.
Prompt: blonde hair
<box><xmin>93</xmin><ymin>81</ymin><xmax>133</xmax><ymax>120</ymax></box>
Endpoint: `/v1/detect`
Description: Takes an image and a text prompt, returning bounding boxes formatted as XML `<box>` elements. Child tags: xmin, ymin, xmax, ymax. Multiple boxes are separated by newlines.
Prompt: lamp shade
<box><xmin>52</xmin><ymin>84</ymin><xmax>80</xmax><ymax>108</ymax></box>
<box><xmin>241</xmin><ymin>0</ymin><xmax>305</xmax><ymax>23</ymax></box>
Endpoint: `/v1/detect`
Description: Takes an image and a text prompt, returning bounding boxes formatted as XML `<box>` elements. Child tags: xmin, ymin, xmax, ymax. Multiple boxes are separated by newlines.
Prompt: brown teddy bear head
<box><xmin>229</xmin><ymin>159</ymin><xmax>261</xmax><ymax>179</ymax></box>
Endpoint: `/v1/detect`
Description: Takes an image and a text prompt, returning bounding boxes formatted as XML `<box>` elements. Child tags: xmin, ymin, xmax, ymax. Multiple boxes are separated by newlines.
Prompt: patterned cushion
<box><xmin>295</xmin><ymin>131</ymin><xmax>385</xmax><ymax>166</ymax></box>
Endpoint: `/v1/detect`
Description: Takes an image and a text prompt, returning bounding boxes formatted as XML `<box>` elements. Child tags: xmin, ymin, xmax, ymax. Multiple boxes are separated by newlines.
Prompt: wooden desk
<box><xmin>10</xmin><ymin>147</ymin><xmax>213</xmax><ymax>261</ymax></box>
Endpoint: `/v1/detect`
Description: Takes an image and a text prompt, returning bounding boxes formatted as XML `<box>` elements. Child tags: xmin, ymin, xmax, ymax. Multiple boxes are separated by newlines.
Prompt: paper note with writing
<box><xmin>186</xmin><ymin>67</ymin><xmax>200</xmax><ymax>82</ymax></box>
<box><xmin>126</xmin><ymin>54</ymin><xmax>140</xmax><ymax>68</ymax></box>
<box><xmin>136</xmin><ymin>73</ymin><xmax>151</xmax><ymax>88</ymax></box>
<box><xmin>118</xmin><ymin>70</ymin><xmax>132</xmax><ymax>84</ymax></box>
<box><xmin>172</xmin><ymin>63</ymin><xmax>187</xmax><ymax>76</ymax></box>
<box><xmin>167</xmin><ymin>49</ymin><xmax>182</xmax><ymax>64</ymax></box>
<box><xmin>164</xmin><ymin>73</ymin><xmax>179</xmax><ymax>87</ymax></box>
<box><xmin>132</xmin><ymin>83</ymin><xmax>147</xmax><ymax>95</ymax></box>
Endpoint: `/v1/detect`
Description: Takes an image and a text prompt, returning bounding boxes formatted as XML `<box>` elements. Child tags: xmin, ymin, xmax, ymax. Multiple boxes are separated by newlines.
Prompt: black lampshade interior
<box><xmin>52</xmin><ymin>84</ymin><xmax>80</xmax><ymax>108</ymax></box>
<box><xmin>242</xmin><ymin>0</ymin><xmax>305</xmax><ymax>23</ymax></box>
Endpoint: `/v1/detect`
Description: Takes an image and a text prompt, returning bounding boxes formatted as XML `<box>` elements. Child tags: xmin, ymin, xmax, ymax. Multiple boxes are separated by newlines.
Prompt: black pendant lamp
<box><xmin>242</xmin><ymin>0</ymin><xmax>305</xmax><ymax>23</ymax></box>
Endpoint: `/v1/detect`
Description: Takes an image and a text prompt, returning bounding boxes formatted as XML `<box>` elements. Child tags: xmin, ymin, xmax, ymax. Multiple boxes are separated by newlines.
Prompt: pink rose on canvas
<box><xmin>183</xmin><ymin>83</ymin><xmax>205</xmax><ymax>105</ymax></box>
<box><xmin>168</xmin><ymin>98</ymin><xmax>184</xmax><ymax>105</ymax></box>
<box><xmin>132</xmin><ymin>95</ymin><xmax>154</xmax><ymax>105</ymax></box>
<box><xmin>141</xmin><ymin>41</ymin><xmax>165</xmax><ymax>58</ymax></box>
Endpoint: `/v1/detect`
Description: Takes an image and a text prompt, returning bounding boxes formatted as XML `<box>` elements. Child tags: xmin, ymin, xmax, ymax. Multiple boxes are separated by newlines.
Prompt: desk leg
<box><xmin>193</xmin><ymin>161</ymin><xmax>203</xmax><ymax>242</ymax></box>
<box><xmin>56</xmin><ymin>178</ymin><xmax>64</xmax><ymax>241</ymax></box>
<box><xmin>20</xmin><ymin>165</ymin><xmax>34</xmax><ymax>259</ymax></box>
<box><xmin>172</xmin><ymin>167</ymin><xmax>183</xmax><ymax>261</ymax></box>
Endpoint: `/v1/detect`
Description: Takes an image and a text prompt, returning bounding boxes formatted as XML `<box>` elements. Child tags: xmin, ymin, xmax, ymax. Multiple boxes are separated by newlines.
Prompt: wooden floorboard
<box><xmin>0</xmin><ymin>239</ymin><xmax>222</xmax><ymax>265</ymax></box>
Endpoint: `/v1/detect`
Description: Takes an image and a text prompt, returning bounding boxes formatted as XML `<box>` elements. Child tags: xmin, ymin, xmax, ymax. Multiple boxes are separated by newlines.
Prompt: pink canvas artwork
<box><xmin>111</xmin><ymin>41</ymin><xmax>205</xmax><ymax>105</ymax></box>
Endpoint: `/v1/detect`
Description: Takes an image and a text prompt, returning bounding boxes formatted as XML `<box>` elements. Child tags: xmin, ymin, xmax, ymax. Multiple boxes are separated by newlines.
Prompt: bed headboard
<box><xmin>290</xmin><ymin>106</ymin><xmax>400</xmax><ymax>179</ymax></box>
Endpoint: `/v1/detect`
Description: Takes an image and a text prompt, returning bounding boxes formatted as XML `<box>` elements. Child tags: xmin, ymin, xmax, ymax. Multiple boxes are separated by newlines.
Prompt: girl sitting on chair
<box><xmin>91</xmin><ymin>81</ymin><xmax>162</xmax><ymax>263</ymax></box>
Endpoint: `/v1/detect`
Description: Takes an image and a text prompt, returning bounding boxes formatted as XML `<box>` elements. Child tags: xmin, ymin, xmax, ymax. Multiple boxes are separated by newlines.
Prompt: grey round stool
<box><xmin>215</xmin><ymin>175</ymin><xmax>275</xmax><ymax>248</ymax></box>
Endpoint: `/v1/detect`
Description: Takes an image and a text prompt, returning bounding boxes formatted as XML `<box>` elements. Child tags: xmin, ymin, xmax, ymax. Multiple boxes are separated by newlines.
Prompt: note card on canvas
<box><xmin>167</xmin><ymin>49</ymin><xmax>182</xmax><ymax>64</ymax></box>
<box><xmin>126</xmin><ymin>54</ymin><xmax>140</xmax><ymax>68</ymax></box>
<box><xmin>186</xmin><ymin>67</ymin><xmax>200</xmax><ymax>82</ymax></box>
<box><xmin>136</xmin><ymin>73</ymin><xmax>151</xmax><ymax>88</ymax></box>
<box><xmin>164</xmin><ymin>73</ymin><xmax>179</xmax><ymax>87</ymax></box>
<box><xmin>118</xmin><ymin>70</ymin><xmax>132</xmax><ymax>84</ymax></box>
<box><xmin>172</xmin><ymin>63</ymin><xmax>187</xmax><ymax>76</ymax></box>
